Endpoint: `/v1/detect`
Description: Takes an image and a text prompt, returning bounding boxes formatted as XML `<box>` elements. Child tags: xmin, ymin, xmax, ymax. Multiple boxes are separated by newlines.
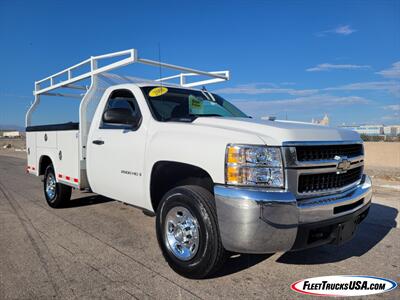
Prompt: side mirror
<box><xmin>102</xmin><ymin>108</ymin><xmax>139</xmax><ymax>126</ymax></box>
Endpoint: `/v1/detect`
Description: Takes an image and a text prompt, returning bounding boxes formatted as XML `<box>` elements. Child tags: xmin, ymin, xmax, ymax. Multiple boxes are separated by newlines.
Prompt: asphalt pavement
<box><xmin>0</xmin><ymin>155</ymin><xmax>398</xmax><ymax>299</ymax></box>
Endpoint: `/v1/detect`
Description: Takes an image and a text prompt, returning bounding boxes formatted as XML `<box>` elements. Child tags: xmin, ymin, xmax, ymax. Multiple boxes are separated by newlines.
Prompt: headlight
<box><xmin>225</xmin><ymin>145</ymin><xmax>284</xmax><ymax>188</ymax></box>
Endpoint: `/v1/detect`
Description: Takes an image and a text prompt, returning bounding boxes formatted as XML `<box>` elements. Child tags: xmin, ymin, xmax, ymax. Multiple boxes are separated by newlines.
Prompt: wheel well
<box><xmin>150</xmin><ymin>161</ymin><xmax>214</xmax><ymax>212</ymax></box>
<box><xmin>39</xmin><ymin>155</ymin><xmax>53</xmax><ymax>175</ymax></box>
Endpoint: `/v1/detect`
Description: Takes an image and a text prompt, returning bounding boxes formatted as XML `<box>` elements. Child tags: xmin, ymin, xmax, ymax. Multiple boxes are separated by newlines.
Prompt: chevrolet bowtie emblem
<box><xmin>334</xmin><ymin>155</ymin><xmax>351</xmax><ymax>174</ymax></box>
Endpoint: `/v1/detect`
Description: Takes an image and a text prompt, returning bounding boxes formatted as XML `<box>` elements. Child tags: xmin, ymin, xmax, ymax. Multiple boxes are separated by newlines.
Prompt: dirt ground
<box><xmin>0</xmin><ymin>137</ymin><xmax>25</xmax><ymax>151</ymax></box>
<box><xmin>364</xmin><ymin>142</ymin><xmax>400</xmax><ymax>170</ymax></box>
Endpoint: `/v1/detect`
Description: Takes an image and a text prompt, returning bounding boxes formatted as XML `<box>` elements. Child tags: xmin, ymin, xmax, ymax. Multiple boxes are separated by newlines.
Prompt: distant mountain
<box><xmin>0</xmin><ymin>124</ymin><xmax>25</xmax><ymax>131</ymax></box>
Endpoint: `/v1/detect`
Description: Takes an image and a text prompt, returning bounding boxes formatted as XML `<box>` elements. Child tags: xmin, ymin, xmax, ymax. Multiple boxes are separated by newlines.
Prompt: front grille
<box><xmin>298</xmin><ymin>166</ymin><xmax>363</xmax><ymax>193</ymax></box>
<box><xmin>296</xmin><ymin>144</ymin><xmax>363</xmax><ymax>161</ymax></box>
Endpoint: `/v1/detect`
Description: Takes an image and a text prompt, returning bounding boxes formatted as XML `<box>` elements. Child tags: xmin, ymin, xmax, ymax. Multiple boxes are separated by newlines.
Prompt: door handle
<box><xmin>92</xmin><ymin>140</ymin><xmax>104</xmax><ymax>145</ymax></box>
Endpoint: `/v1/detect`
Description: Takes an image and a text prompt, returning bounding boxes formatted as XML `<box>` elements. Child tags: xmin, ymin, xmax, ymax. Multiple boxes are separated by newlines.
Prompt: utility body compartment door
<box><xmin>56</xmin><ymin>131</ymin><xmax>80</xmax><ymax>187</ymax></box>
<box><xmin>86</xmin><ymin>88</ymin><xmax>147</xmax><ymax>207</ymax></box>
<box><xmin>26</xmin><ymin>132</ymin><xmax>37</xmax><ymax>174</ymax></box>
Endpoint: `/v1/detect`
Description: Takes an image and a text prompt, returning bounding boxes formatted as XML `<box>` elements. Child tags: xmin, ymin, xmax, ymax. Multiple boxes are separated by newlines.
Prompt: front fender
<box><xmin>142</xmin><ymin>122</ymin><xmax>264</xmax><ymax>208</ymax></box>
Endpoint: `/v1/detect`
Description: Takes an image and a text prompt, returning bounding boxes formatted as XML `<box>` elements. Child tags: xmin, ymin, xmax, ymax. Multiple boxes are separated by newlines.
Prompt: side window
<box><xmin>101</xmin><ymin>89</ymin><xmax>141</xmax><ymax>129</ymax></box>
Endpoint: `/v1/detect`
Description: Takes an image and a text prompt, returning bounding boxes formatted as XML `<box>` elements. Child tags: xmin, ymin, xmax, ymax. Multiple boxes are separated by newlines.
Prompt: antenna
<box><xmin>158</xmin><ymin>43</ymin><xmax>162</xmax><ymax>85</ymax></box>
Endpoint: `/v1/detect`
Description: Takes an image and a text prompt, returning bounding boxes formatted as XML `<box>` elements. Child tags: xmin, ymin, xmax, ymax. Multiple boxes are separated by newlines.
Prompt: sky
<box><xmin>1</xmin><ymin>0</ymin><xmax>399</xmax><ymax>128</ymax></box>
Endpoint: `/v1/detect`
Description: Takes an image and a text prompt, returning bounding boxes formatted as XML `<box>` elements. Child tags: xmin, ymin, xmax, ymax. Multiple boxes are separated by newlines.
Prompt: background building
<box><xmin>1</xmin><ymin>131</ymin><xmax>21</xmax><ymax>138</ymax></box>
<box><xmin>339</xmin><ymin>124</ymin><xmax>400</xmax><ymax>138</ymax></box>
<box><xmin>339</xmin><ymin>125</ymin><xmax>384</xmax><ymax>136</ymax></box>
<box><xmin>311</xmin><ymin>113</ymin><xmax>329</xmax><ymax>126</ymax></box>
<box><xmin>383</xmin><ymin>125</ymin><xmax>400</xmax><ymax>136</ymax></box>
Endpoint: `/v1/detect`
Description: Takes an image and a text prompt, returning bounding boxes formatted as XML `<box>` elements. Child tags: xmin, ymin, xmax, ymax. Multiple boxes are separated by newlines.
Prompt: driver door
<box><xmin>87</xmin><ymin>88</ymin><xmax>147</xmax><ymax>207</ymax></box>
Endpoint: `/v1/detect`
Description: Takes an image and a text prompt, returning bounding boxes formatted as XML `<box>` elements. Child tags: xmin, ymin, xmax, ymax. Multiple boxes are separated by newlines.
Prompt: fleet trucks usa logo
<box><xmin>291</xmin><ymin>275</ymin><xmax>397</xmax><ymax>297</ymax></box>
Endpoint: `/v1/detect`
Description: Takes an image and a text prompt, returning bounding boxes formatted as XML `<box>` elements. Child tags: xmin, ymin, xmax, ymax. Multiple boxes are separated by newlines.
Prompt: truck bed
<box><xmin>26</xmin><ymin>122</ymin><xmax>81</xmax><ymax>189</ymax></box>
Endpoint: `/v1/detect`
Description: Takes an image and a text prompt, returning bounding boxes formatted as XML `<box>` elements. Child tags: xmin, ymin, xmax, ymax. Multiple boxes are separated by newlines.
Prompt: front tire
<box><xmin>156</xmin><ymin>185</ymin><xmax>226</xmax><ymax>279</ymax></box>
<box><xmin>44</xmin><ymin>165</ymin><xmax>72</xmax><ymax>208</ymax></box>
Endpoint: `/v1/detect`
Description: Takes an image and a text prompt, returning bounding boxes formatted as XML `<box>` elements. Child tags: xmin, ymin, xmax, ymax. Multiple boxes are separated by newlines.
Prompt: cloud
<box><xmin>306</xmin><ymin>63</ymin><xmax>371</xmax><ymax>72</ymax></box>
<box><xmin>376</xmin><ymin>61</ymin><xmax>400</xmax><ymax>79</ymax></box>
<box><xmin>325</xmin><ymin>81</ymin><xmax>400</xmax><ymax>97</ymax></box>
<box><xmin>316</xmin><ymin>25</ymin><xmax>357</xmax><ymax>37</ymax></box>
<box><xmin>382</xmin><ymin>112</ymin><xmax>399</xmax><ymax>120</ymax></box>
<box><xmin>334</xmin><ymin>25</ymin><xmax>357</xmax><ymax>35</ymax></box>
<box><xmin>232</xmin><ymin>94</ymin><xmax>371</xmax><ymax>112</ymax></box>
<box><xmin>383</xmin><ymin>104</ymin><xmax>400</xmax><ymax>111</ymax></box>
<box><xmin>213</xmin><ymin>83</ymin><xmax>318</xmax><ymax>96</ymax></box>
<box><xmin>230</xmin><ymin>94</ymin><xmax>372</xmax><ymax>121</ymax></box>
<box><xmin>216</xmin><ymin>79</ymin><xmax>400</xmax><ymax>100</ymax></box>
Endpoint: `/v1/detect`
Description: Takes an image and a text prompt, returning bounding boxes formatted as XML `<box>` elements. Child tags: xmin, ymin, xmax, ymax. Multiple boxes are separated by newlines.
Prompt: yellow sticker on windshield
<box><xmin>189</xmin><ymin>95</ymin><xmax>204</xmax><ymax>114</ymax></box>
<box><xmin>149</xmin><ymin>87</ymin><xmax>168</xmax><ymax>97</ymax></box>
<box><xmin>191</xmin><ymin>97</ymin><xmax>203</xmax><ymax>109</ymax></box>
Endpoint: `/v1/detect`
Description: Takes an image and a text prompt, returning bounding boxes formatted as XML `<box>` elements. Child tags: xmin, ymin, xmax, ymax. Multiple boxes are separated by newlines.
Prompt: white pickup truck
<box><xmin>26</xmin><ymin>49</ymin><xmax>372</xmax><ymax>278</ymax></box>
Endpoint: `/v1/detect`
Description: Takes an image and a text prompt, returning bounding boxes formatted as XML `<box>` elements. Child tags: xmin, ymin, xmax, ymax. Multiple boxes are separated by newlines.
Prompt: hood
<box><xmin>192</xmin><ymin>117</ymin><xmax>360</xmax><ymax>145</ymax></box>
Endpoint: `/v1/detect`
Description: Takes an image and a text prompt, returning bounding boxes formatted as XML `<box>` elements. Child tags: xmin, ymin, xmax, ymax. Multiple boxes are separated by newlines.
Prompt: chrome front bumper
<box><xmin>214</xmin><ymin>175</ymin><xmax>372</xmax><ymax>254</ymax></box>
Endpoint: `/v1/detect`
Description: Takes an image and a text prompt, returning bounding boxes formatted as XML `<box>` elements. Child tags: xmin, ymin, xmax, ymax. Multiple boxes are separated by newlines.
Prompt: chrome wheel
<box><xmin>45</xmin><ymin>173</ymin><xmax>57</xmax><ymax>200</ymax></box>
<box><xmin>164</xmin><ymin>206</ymin><xmax>199</xmax><ymax>261</ymax></box>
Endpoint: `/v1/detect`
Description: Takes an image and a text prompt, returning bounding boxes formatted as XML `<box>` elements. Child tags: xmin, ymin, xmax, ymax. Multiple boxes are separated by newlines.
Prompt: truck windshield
<box><xmin>141</xmin><ymin>86</ymin><xmax>248</xmax><ymax>122</ymax></box>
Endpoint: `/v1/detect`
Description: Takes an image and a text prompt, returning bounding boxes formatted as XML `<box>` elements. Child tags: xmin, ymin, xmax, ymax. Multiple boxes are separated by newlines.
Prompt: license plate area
<box><xmin>333</xmin><ymin>220</ymin><xmax>358</xmax><ymax>245</ymax></box>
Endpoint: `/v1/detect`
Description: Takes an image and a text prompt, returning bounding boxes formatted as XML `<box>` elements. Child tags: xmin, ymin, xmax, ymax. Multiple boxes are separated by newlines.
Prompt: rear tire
<box><xmin>44</xmin><ymin>165</ymin><xmax>72</xmax><ymax>208</ymax></box>
<box><xmin>156</xmin><ymin>185</ymin><xmax>226</xmax><ymax>279</ymax></box>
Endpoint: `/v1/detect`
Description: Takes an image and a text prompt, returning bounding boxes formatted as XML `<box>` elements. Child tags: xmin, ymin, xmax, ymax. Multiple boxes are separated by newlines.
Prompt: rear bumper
<box><xmin>214</xmin><ymin>175</ymin><xmax>372</xmax><ymax>254</ymax></box>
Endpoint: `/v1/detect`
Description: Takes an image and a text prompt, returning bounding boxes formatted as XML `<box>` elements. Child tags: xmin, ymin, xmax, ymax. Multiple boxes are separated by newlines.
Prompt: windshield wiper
<box><xmin>163</xmin><ymin>114</ymin><xmax>223</xmax><ymax>122</ymax></box>
<box><xmin>163</xmin><ymin>115</ymin><xmax>198</xmax><ymax>122</ymax></box>
<box><xmin>195</xmin><ymin>114</ymin><xmax>223</xmax><ymax>117</ymax></box>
